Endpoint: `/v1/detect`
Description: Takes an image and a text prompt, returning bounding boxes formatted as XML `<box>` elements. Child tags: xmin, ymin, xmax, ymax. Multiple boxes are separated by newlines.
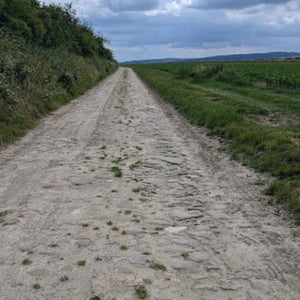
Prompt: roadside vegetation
<box><xmin>131</xmin><ymin>62</ymin><xmax>300</xmax><ymax>222</ymax></box>
<box><xmin>0</xmin><ymin>0</ymin><xmax>117</xmax><ymax>145</ymax></box>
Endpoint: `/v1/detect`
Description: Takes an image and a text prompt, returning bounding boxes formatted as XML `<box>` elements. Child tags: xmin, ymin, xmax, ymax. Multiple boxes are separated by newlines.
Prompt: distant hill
<box><xmin>121</xmin><ymin>52</ymin><xmax>300</xmax><ymax>65</ymax></box>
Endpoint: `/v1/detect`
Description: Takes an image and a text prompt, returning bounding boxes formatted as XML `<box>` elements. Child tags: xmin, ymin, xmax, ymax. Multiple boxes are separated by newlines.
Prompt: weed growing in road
<box><xmin>136</xmin><ymin>146</ymin><xmax>143</xmax><ymax>151</ymax></box>
<box><xmin>111</xmin><ymin>166</ymin><xmax>122</xmax><ymax>177</ymax></box>
<box><xmin>95</xmin><ymin>256</ymin><xmax>102</xmax><ymax>261</ymax></box>
<box><xmin>112</xmin><ymin>157</ymin><xmax>124</xmax><ymax>164</ymax></box>
<box><xmin>142</xmin><ymin>252</ymin><xmax>151</xmax><ymax>256</ymax></box>
<box><xmin>111</xmin><ymin>190</ymin><xmax>118</xmax><ymax>193</ymax></box>
<box><xmin>77</xmin><ymin>260</ymin><xmax>86</xmax><ymax>266</ymax></box>
<box><xmin>112</xmin><ymin>227</ymin><xmax>119</xmax><ymax>231</ymax></box>
<box><xmin>60</xmin><ymin>275</ymin><xmax>69</xmax><ymax>282</ymax></box>
<box><xmin>94</xmin><ymin>227</ymin><xmax>100</xmax><ymax>230</ymax></box>
<box><xmin>124</xmin><ymin>210</ymin><xmax>132</xmax><ymax>215</ymax></box>
<box><xmin>85</xmin><ymin>156</ymin><xmax>91</xmax><ymax>160</ymax></box>
<box><xmin>49</xmin><ymin>243</ymin><xmax>58</xmax><ymax>248</ymax></box>
<box><xmin>182</xmin><ymin>253</ymin><xmax>189</xmax><ymax>260</ymax></box>
<box><xmin>122</xmin><ymin>230</ymin><xmax>127</xmax><ymax>235</ymax></box>
<box><xmin>82</xmin><ymin>223</ymin><xmax>89</xmax><ymax>227</ymax></box>
<box><xmin>120</xmin><ymin>245</ymin><xmax>128</xmax><ymax>250</ymax></box>
<box><xmin>129</xmin><ymin>161</ymin><xmax>141</xmax><ymax>171</ymax></box>
<box><xmin>32</xmin><ymin>283</ymin><xmax>41</xmax><ymax>290</ymax></box>
<box><xmin>131</xmin><ymin>218</ymin><xmax>140</xmax><ymax>223</ymax></box>
<box><xmin>135</xmin><ymin>285</ymin><xmax>148</xmax><ymax>299</ymax></box>
<box><xmin>22</xmin><ymin>259</ymin><xmax>32</xmax><ymax>265</ymax></box>
<box><xmin>107</xmin><ymin>221</ymin><xmax>113</xmax><ymax>226</ymax></box>
<box><xmin>100</xmin><ymin>145</ymin><xmax>107</xmax><ymax>150</ymax></box>
<box><xmin>155</xmin><ymin>227</ymin><xmax>164</xmax><ymax>231</ymax></box>
<box><xmin>149</xmin><ymin>263</ymin><xmax>167</xmax><ymax>271</ymax></box>
<box><xmin>90</xmin><ymin>296</ymin><xmax>101</xmax><ymax>300</ymax></box>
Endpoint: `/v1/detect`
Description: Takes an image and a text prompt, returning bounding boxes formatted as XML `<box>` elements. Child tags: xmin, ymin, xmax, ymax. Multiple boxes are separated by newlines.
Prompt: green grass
<box><xmin>135</xmin><ymin>285</ymin><xmax>148</xmax><ymax>299</ymax></box>
<box><xmin>90</xmin><ymin>296</ymin><xmax>101</xmax><ymax>300</ymax></box>
<box><xmin>22</xmin><ymin>258</ymin><xmax>32</xmax><ymax>265</ymax></box>
<box><xmin>119</xmin><ymin>245</ymin><xmax>128</xmax><ymax>250</ymax></box>
<box><xmin>60</xmin><ymin>275</ymin><xmax>69</xmax><ymax>282</ymax></box>
<box><xmin>77</xmin><ymin>260</ymin><xmax>86</xmax><ymax>266</ymax></box>
<box><xmin>32</xmin><ymin>283</ymin><xmax>41</xmax><ymax>290</ymax></box>
<box><xmin>149</xmin><ymin>262</ymin><xmax>167</xmax><ymax>271</ymax></box>
<box><xmin>111</xmin><ymin>166</ymin><xmax>123</xmax><ymax>177</ymax></box>
<box><xmin>132</xmin><ymin>63</ymin><xmax>300</xmax><ymax>222</ymax></box>
<box><xmin>129</xmin><ymin>161</ymin><xmax>141</xmax><ymax>171</ymax></box>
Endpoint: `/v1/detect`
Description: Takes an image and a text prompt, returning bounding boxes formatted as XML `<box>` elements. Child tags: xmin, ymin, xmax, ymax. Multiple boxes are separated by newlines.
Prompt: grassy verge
<box><xmin>0</xmin><ymin>30</ymin><xmax>117</xmax><ymax>145</ymax></box>
<box><xmin>131</xmin><ymin>64</ymin><xmax>300</xmax><ymax>222</ymax></box>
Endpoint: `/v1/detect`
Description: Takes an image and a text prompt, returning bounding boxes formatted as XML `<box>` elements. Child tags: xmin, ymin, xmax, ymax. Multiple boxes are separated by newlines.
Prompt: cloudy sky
<box><xmin>41</xmin><ymin>0</ymin><xmax>300</xmax><ymax>62</ymax></box>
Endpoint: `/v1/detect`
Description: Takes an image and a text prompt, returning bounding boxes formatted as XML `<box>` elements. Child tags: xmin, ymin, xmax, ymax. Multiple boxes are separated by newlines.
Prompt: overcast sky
<box><xmin>41</xmin><ymin>0</ymin><xmax>300</xmax><ymax>62</ymax></box>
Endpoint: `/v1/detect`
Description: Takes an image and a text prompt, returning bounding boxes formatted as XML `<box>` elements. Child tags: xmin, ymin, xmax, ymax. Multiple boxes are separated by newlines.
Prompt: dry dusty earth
<box><xmin>0</xmin><ymin>67</ymin><xmax>299</xmax><ymax>300</ymax></box>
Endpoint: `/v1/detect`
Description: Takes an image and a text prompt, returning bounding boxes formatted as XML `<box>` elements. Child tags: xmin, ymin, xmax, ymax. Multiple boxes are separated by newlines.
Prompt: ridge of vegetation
<box><xmin>132</xmin><ymin>63</ymin><xmax>300</xmax><ymax>222</ymax></box>
<box><xmin>0</xmin><ymin>0</ymin><xmax>117</xmax><ymax>145</ymax></box>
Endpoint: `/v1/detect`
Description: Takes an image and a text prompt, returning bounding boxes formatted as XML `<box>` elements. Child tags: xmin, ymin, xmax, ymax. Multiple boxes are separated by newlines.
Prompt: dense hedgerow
<box><xmin>0</xmin><ymin>0</ymin><xmax>113</xmax><ymax>59</ymax></box>
<box><xmin>0</xmin><ymin>0</ymin><xmax>117</xmax><ymax>144</ymax></box>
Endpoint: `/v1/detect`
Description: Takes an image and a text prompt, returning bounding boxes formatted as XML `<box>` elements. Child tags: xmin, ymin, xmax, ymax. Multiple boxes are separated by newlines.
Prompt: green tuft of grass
<box><xmin>129</xmin><ymin>161</ymin><xmax>141</xmax><ymax>171</ymax></box>
<box><xmin>60</xmin><ymin>275</ymin><xmax>69</xmax><ymax>282</ymax></box>
<box><xmin>22</xmin><ymin>258</ymin><xmax>32</xmax><ymax>265</ymax></box>
<box><xmin>90</xmin><ymin>297</ymin><xmax>101</xmax><ymax>300</ymax></box>
<box><xmin>107</xmin><ymin>221</ymin><xmax>113</xmax><ymax>226</ymax></box>
<box><xmin>111</xmin><ymin>226</ymin><xmax>119</xmax><ymax>231</ymax></box>
<box><xmin>77</xmin><ymin>260</ymin><xmax>86</xmax><ymax>266</ymax></box>
<box><xmin>149</xmin><ymin>263</ymin><xmax>167</xmax><ymax>271</ymax></box>
<box><xmin>124</xmin><ymin>210</ymin><xmax>132</xmax><ymax>215</ymax></box>
<box><xmin>182</xmin><ymin>253</ymin><xmax>189</xmax><ymax>260</ymax></box>
<box><xmin>135</xmin><ymin>285</ymin><xmax>148</xmax><ymax>299</ymax></box>
<box><xmin>119</xmin><ymin>245</ymin><xmax>128</xmax><ymax>250</ymax></box>
<box><xmin>111</xmin><ymin>166</ymin><xmax>122</xmax><ymax>177</ymax></box>
<box><xmin>32</xmin><ymin>283</ymin><xmax>41</xmax><ymax>290</ymax></box>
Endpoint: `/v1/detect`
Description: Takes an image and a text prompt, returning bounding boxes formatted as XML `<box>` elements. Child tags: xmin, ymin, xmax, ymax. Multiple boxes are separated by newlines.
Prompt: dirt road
<box><xmin>0</xmin><ymin>67</ymin><xmax>299</xmax><ymax>300</ymax></box>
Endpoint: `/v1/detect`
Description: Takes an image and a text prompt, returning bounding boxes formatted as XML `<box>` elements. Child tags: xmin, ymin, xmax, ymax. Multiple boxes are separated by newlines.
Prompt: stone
<box><xmin>165</xmin><ymin>226</ymin><xmax>187</xmax><ymax>234</ymax></box>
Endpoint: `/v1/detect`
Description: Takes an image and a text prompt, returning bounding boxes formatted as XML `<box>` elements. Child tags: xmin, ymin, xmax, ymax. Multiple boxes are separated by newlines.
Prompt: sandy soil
<box><xmin>0</xmin><ymin>67</ymin><xmax>299</xmax><ymax>300</ymax></box>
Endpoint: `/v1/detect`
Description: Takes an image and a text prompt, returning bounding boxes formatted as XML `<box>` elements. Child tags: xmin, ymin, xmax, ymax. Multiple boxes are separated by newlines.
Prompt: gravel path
<box><xmin>0</xmin><ymin>67</ymin><xmax>299</xmax><ymax>300</ymax></box>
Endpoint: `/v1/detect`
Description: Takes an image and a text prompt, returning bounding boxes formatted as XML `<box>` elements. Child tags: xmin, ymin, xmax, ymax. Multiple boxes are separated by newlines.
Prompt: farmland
<box><xmin>132</xmin><ymin>61</ymin><xmax>300</xmax><ymax>221</ymax></box>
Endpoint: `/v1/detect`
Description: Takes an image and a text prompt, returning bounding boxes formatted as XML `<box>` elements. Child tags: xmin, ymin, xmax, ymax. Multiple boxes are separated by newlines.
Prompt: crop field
<box><xmin>132</xmin><ymin>61</ymin><xmax>300</xmax><ymax>221</ymax></box>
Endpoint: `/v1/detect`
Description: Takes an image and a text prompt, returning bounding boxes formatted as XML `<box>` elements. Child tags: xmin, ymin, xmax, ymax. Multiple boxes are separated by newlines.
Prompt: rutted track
<box><xmin>0</xmin><ymin>67</ymin><xmax>299</xmax><ymax>300</ymax></box>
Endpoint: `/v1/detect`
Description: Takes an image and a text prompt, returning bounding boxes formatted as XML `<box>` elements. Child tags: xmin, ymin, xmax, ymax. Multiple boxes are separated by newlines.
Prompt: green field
<box><xmin>131</xmin><ymin>62</ymin><xmax>300</xmax><ymax>222</ymax></box>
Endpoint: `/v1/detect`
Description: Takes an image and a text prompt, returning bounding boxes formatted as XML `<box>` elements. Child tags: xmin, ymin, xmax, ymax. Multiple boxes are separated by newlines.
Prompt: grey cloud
<box><xmin>189</xmin><ymin>0</ymin><xmax>290</xmax><ymax>10</ymax></box>
<box><xmin>102</xmin><ymin>0</ymin><xmax>161</xmax><ymax>12</ymax></box>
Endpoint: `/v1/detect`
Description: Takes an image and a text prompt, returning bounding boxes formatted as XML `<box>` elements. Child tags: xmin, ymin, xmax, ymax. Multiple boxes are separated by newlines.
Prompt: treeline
<box><xmin>0</xmin><ymin>0</ymin><xmax>113</xmax><ymax>59</ymax></box>
<box><xmin>0</xmin><ymin>0</ymin><xmax>117</xmax><ymax>144</ymax></box>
